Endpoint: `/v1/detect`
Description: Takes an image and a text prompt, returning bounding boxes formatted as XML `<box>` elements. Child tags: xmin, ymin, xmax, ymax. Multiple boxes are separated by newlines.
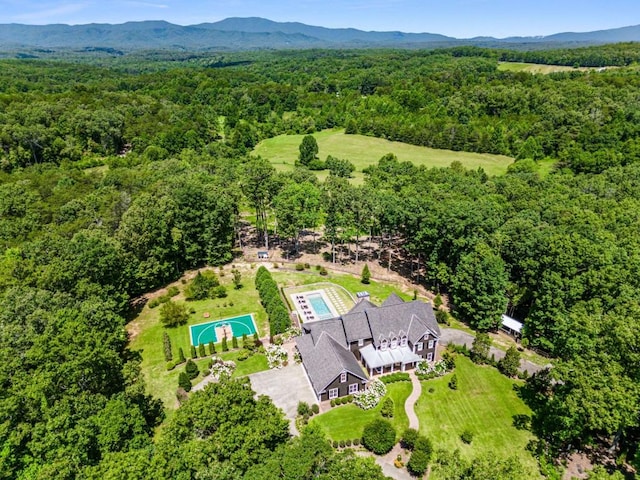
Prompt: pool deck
<box><xmin>291</xmin><ymin>289</ymin><xmax>340</xmax><ymax>323</ymax></box>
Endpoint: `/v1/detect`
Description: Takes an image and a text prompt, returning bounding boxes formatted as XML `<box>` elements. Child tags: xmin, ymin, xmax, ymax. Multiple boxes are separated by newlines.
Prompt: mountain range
<box><xmin>1</xmin><ymin>17</ymin><xmax>639</xmax><ymax>52</ymax></box>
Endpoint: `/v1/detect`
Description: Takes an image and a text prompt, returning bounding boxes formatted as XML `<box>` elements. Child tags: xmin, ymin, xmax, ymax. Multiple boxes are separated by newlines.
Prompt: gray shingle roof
<box><xmin>305</xmin><ymin>318</ymin><xmax>347</xmax><ymax>347</ymax></box>
<box><xmin>342</xmin><ymin>311</ymin><xmax>372</xmax><ymax>343</ymax></box>
<box><xmin>347</xmin><ymin>299</ymin><xmax>377</xmax><ymax>313</ymax></box>
<box><xmin>295</xmin><ymin>331</ymin><xmax>367</xmax><ymax>395</ymax></box>
<box><xmin>381</xmin><ymin>292</ymin><xmax>405</xmax><ymax>307</ymax></box>
<box><xmin>366</xmin><ymin>298</ymin><xmax>440</xmax><ymax>347</ymax></box>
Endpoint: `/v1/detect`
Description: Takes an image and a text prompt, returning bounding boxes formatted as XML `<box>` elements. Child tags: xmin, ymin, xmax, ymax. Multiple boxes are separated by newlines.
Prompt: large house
<box><xmin>295</xmin><ymin>293</ymin><xmax>441</xmax><ymax>402</ymax></box>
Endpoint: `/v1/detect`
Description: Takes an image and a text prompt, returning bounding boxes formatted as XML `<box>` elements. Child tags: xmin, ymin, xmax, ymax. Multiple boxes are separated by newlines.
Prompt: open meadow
<box><xmin>253</xmin><ymin>129</ymin><xmax>515</xmax><ymax>182</ymax></box>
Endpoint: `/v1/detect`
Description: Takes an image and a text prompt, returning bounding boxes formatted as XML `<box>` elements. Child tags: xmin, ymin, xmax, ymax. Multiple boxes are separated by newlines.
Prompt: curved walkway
<box><xmin>405</xmin><ymin>371</ymin><xmax>422</xmax><ymax>430</ymax></box>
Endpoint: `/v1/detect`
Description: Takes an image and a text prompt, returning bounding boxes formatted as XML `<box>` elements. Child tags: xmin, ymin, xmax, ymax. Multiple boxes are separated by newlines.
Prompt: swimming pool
<box><xmin>307</xmin><ymin>293</ymin><xmax>334</xmax><ymax>320</ymax></box>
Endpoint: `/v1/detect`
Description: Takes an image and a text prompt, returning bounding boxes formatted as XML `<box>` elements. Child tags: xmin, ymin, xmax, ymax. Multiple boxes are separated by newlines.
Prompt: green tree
<box><xmin>221</xmin><ymin>336</ymin><xmax>229</xmax><ymax>352</ymax></box>
<box><xmin>471</xmin><ymin>333</ymin><xmax>492</xmax><ymax>364</ymax></box>
<box><xmin>162</xmin><ymin>332</ymin><xmax>173</xmax><ymax>361</ymax></box>
<box><xmin>361</xmin><ymin>264</ymin><xmax>371</xmax><ymax>284</ymax></box>
<box><xmin>362</xmin><ymin>419</ymin><xmax>396</xmax><ymax>454</ymax></box>
<box><xmin>178</xmin><ymin>372</ymin><xmax>192</xmax><ymax>392</ymax></box>
<box><xmin>178</xmin><ymin>347</ymin><xmax>186</xmax><ymax>363</ymax></box>
<box><xmin>298</xmin><ymin>134</ymin><xmax>319</xmax><ymax>167</ymax></box>
<box><xmin>198</xmin><ymin>343</ymin><xmax>206</xmax><ymax>357</ymax></box>
<box><xmin>159</xmin><ymin>300</ymin><xmax>189</xmax><ymax>327</ymax></box>
<box><xmin>185</xmin><ymin>359</ymin><xmax>199</xmax><ymax>380</ymax></box>
<box><xmin>232</xmin><ymin>267</ymin><xmax>242</xmax><ymax>289</ymax></box>
<box><xmin>499</xmin><ymin>345</ymin><xmax>521</xmax><ymax>377</ymax></box>
<box><xmin>452</xmin><ymin>241</ymin><xmax>508</xmax><ymax>330</ymax></box>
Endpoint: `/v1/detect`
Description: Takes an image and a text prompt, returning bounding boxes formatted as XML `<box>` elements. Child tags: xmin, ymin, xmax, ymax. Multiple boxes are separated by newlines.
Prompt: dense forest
<box><xmin>1</xmin><ymin>45</ymin><xmax>639</xmax><ymax>478</ymax></box>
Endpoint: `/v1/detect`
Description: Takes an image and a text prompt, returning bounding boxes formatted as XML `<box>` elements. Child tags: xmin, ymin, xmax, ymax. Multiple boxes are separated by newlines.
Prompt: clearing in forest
<box><xmin>253</xmin><ymin>129</ymin><xmax>514</xmax><ymax>182</ymax></box>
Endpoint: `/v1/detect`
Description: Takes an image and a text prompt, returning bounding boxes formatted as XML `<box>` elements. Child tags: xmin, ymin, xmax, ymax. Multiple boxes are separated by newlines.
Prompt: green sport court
<box><xmin>189</xmin><ymin>314</ymin><xmax>257</xmax><ymax>346</ymax></box>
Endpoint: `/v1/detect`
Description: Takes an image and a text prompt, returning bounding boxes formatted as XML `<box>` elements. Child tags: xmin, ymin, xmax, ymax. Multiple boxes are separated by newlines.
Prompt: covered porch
<box><xmin>360</xmin><ymin>344</ymin><xmax>423</xmax><ymax>376</ymax></box>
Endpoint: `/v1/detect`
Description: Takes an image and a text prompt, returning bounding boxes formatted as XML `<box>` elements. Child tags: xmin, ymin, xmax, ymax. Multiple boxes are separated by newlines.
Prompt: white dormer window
<box><xmin>380</xmin><ymin>339</ymin><xmax>388</xmax><ymax>351</ymax></box>
<box><xmin>390</xmin><ymin>336</ymin><xmax>398</xmax><ymax>349</ymax></box>
<box><xmin>400</xmin><ymin>336</ymin><xmax>408</xmax><ymax>347</ymax></box>
<box><xmin>428</xmin><ymin>340</ymin><xmax>435</xmax><ymax>349</ymax></box>
<box><xmin>340</xmin><ymin>372</ymin><xmax>347</xmax><ymax>383</ymax></box>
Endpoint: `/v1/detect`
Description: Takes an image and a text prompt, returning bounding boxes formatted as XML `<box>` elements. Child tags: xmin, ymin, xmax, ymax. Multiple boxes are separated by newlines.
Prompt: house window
<box><xmin>380</xmin><ymin>339</ymin><xmax>388</xmax><ymax>351</ymax></box>
<box><xmin>427</xmin><ymin>352</ymin><xmax>433</xmax><ymax>361</ymax></box>
<box><xmin>390</xmin><ymin>336</ymin><xmax>398</xmax><ymax>349</ymax></box>
<box><xmin>358</xmin><ymin>338</ymin><xmax>364</xmax><ymax>347</ymax></box>
<box><xmin>416</xmin><ymin>342</ymin><xmax>424</xmax><ymax>351</ymax></box>
<box><xmin>400</xmin><ymin>336</ymin><xmax>407</xmax><ymax>347</ymax></box>
<box><xmin>428</xmin><ymin>340</ymin><xmax>435</xmax><ymax>349</ymax></box>
<box><xmin>424</xmin><ymin>334</ymin><xmax>429</xmax><ymax>340</ymax></box>
<box><xmin>349</xmin><ymin>383</ymin><xmax>359</xmax><ymax>394</ymax></box>
<box><xmin>329</xmin><ymin>388</ymin><xmax>339</xmax><ymax>399</ymax></box>
<box><xmin>340</xmin><ymin>372</ymin><xmax>347</xmax><ymax>383</ymax></box>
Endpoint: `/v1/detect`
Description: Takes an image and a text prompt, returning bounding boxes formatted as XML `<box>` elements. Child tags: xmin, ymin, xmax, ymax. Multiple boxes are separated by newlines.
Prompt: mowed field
<box><xmin>497</xmin><ymin>61</ymin><xmax>614</xmax><ymax>74</ymax></box>
<box><xmin>253</xmin><ymin>129</ymin><xmax>514</xmax><ymax>182</ymax></box>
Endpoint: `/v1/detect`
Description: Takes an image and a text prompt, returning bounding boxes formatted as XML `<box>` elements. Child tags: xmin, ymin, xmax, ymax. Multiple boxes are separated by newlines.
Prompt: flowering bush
<box><xmin>354</xmin><ymin>378</ymin><xmax>387</xmax><ymax>410</ymax></box>
<box><xmin>265</xmin><ymin>344</ymin><xmax>288</xmax><ymax>369</ymax></box>
<box><xmin>209</xmin><ymin>356</ymin><xmax>236</xmax><ymax>379</ymax></box>
<box><xmin>416</xmin><ymin>359</ymin><xmax>450</xmax><ymax>380</ymax></box>
<box><xmin>280</xmin><ymin>327</ymin><xmax>302</xmax><ymax>342</ymax></box>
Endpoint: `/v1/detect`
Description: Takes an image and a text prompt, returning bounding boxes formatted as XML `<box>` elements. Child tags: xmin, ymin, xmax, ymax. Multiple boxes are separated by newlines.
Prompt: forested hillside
<box><xmin>0</xmin><ymin>46</ymin><xmax>638</xmax><ymax>478</ymax></box>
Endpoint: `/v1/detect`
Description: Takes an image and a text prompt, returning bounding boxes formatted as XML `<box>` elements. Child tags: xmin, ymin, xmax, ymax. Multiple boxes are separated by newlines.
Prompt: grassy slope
<box><xmin>253</xmin><ymin>129</ymin><xmax>514</xmax><ymax>182</ymax></box>
<box><xmin>310</xmin><ymin>382</ymin><xmax>412</xmax><ymax>441</ymax></box>
<box><xmin>417</xmin><ymin>356</ymin><xmax>539</xmax><ymax>477</ymax></box>
<box><xmin>497</xmin><ymin>61</ymin><xmax>616</xmax><ymax>74</ymax></box>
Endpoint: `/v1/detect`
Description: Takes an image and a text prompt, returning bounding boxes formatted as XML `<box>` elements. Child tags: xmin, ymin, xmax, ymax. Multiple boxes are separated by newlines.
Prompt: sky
<box><xmin>1</xmin><ymin>0</ymin><xmax>639</xmax><ymax>38</ymax></box>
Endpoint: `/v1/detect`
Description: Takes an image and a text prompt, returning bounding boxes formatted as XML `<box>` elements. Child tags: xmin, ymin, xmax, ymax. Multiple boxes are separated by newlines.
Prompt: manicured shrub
<box><xmin>435</xmin><ymin>308</ymin><xmax>450</xmax><ymax>325</ymax></box>
<box><xmin>232</xmin><ymin>336</ymin><xmax>238</xmax><ymax>349</ymax></box>
<box><xmin>166</xmin><ymin>361</ymin><xmax>176</xmax><ymax>371</ymax></box>
<box><xmin>178</xmin><ymin>372</ymin><xmax>191</xmax><ymax>392</ymax></box>
<box><xmin>380</xmin><ymin>397</ymin><xmax>394</xmax><ymax>418</ymax></box>
<box><xmin>332</xmin><ymin>440</ymin><xmax>339</xmax><ymax>448</ymax></box>
<box><xmin>163</xmin><ymin>332</ymin><xmax>173</xmax><ymax>361</ymax></box>
<box><xmin>319</xmin><ymin>266</ymin><xmax>328</xmax><ymax>276</ymax></box>
<box><xmin>237</xmin><ymin>349</ymin><xmax>250</xmax><ymax>361</ymax></box>
<box><xmin>380</xmin><ymin>372</ymin><xmax>410</xmax><ymax>384</ymax></box>
<box><xmin>449</xmin><ymin>374</ymin><xmax>458</xmax><ymax>390</ymax></box>
<box><xmin>167</xmin><ymin>285</ymin><xmax>179</xmax><ymax>297</ymax></box>
<box><xmin>190</xmin><ymin>345</ymin><xmax>197</xmax><ymax>358</ymax></box>
<box><xmin>407</xmin><ymin>449</ymin><xmax>431</xmax><ymax>477</ymax></box>
<box><xmin>148</xmin><ymin>298</ymin><xmax>160</xmax><ymax>309</ymax></box>
<box><xmin>304</xmin><ymin>263</ymin><xmax>310</xmax><ymax>269</ymax></box>
<box><xmin>297</xmin><ymin>401</ymin><xmax>311</xmax><ymax>417</ymax></box>
<box><xmin>185</xmin><ymin>359</ymin><xmax>199</xmax><ymax>380</ymax></box>
<box><xmin>208</xmin><ymin>341</ymin><xmax>215</xmax><ymax>355</ymax></box>
<box><xmin>339</xmin><ymin>440</ymin><xmax>346</xmax><ymax>448</ymax></box>
<box><xmin>345</xmin><ymin>439</ymin><xmax>352</xmax><ymax>446</ymax></box>
<box><xmin>221</xmin><ymin>336</ymin><xmax>229</xmax><ymax>352</ymax></box>
<box><xmin>346</xmin><ymin>395</ymin><xmax>353</xmax><ymax>403</ymax></box>
<box><xmin>401</xmin><ymin>428</ymin><xmax>419</xmax><ymax>450</ymax></box>
<box><xmin>361</xmin><ymin>264</ymin><xmax>371</xmax><ymax>284</ymax></box>
<box><xmin>311</xmin><ymin>404</ymin><xmax>320</xmax><ymax>415</ymax></box>
<box><xmin>198</xmin><ymin>343</ymin><xmax>206</xmax><ymax>357</ymax></box>
<box><xmin>414</xmin><ymin>436</ymin><xmax>433</xmax><ymax>457</ymax></box>
<box><xmin>362</xmin><ymin>419</ymin><xmax>396</xmax><ymax>455</ymax></box>
<box><xmin>178</xmin><ymin>347</ymin><xmax>186</xmax><ymax>363</ymax></box>
<box><xmin>353</xmin><ymin>438</ymin><xmax>360</xmax><ymax>446</ymax></box>
<box><xmin>461</xmin><ymin>429</ymin><xmax>474</xmax><ymax>444</ymax></box>
<box><xmin>330</xmin><ymin>399</ymin><xmax>336</xmax><ymax>407</ymax></box>
<box><xmin>295</xmin><ymin>263</ymin><xmax>304</xmax><ymax>271</ymax></box>
<box><xmin>242</xmin><ymin>333</ymin><xmax>248</xmax><ymax>347</ymax></box>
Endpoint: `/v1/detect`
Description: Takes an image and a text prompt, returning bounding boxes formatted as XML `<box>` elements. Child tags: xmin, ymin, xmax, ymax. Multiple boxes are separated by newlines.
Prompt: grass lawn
<box><xmin>127</xmin><ymin>264</ymin><xmax>271</xmax><ymax>409</ymax></box>
<box><xmin>272</xmin><ymin>268</ymin><xmax>412</xmax><ymax>307</ymax></box>
<box><xmin>416</xmin><ymin>355</ymin><xmax>539</xmax><ymax>476</ymax></box>
<box><xmin>253</xmin><ymin>129</ymin><xmax>514</xmax><ymax>182</ymax></box>
<box><xmin>310</xmin><ymin>382</ymin><xmax>412</xmax><ymax>441</ymax></box>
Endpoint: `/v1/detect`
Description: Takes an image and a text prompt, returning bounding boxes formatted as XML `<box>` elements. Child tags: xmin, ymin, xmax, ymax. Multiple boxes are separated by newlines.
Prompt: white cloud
<box><xmin>10</xmin><ymin>2</ymin><xmax>90</xmax><ymax>24</ymax></box>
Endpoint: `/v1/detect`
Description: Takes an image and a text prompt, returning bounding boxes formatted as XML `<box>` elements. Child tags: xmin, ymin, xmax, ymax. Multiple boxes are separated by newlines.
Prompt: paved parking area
<box><xmin>249</xmin><ymin>363</ymin><xmax>317</xmax><ymax>435</ymax></box>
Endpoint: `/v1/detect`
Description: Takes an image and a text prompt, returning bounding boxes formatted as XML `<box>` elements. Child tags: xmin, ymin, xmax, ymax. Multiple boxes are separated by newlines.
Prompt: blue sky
<box><xmin>2</xmin><ymin>0</ymin><xmax>639</xmax><ymax>38</ymax></box>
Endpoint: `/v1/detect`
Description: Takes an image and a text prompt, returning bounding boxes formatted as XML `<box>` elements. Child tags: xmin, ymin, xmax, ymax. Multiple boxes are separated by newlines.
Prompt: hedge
<box><xmin>255</xmin><ymin>266</ymin><xmax>291</xmax><ymax>335</ymax></box>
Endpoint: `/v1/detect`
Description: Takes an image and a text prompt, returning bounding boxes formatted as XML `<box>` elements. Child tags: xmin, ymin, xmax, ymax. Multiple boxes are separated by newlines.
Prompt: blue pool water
<box><xmin>308</xmin><ymin>293</ymin><xmax>334</xmax><ymax>320</ymax></box>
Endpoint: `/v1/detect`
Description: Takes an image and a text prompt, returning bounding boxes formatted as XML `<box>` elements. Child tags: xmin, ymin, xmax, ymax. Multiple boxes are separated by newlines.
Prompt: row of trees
<box><xmin>255</xmin><ymin>266</ymin><xmax>290</xmax><ymax>335</ymax></box>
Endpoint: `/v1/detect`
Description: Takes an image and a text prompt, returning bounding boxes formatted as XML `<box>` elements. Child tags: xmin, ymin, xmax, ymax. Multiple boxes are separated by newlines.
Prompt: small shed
<box><xmin>356</xmin><ymin>291</ymin><xmax>370</xmax><ymax>302</ymax></box>
<box><xmin>257</xmin><ymin>251</ymin><xmax>269</xmax><ymax>259</ymax></box>
<box><xmin>501</xmin><ymin>314</ymin><xmax>523</xmax><ymax>339</ymax></box>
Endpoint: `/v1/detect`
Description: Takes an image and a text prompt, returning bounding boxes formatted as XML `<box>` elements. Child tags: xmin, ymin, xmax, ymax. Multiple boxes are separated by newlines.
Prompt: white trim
<box><xmin>340</xmin><ymin>372</ymin><xmax>347</xmax><ymax>383</ymax></box>
<box><xmin>358</xmin><ymin>338</ymin><xmax>364</xmax><ymax>346</ymax></box>
<box><xmin>427</xmin><ymin>352</ymin><xmax>433</xmax><ymax>361</ymax></box>
<box><xmin>428</xmin><ymin>340</ymin><xmax>435</xmax><ymax>349</ymax></box>
<box><xmin>348</xmin><ymin>383</ymin><xmax>359</xmax><ymax>394</ymax></box>
<box><xmin>416</xmin><ymin>342</ymin><xmax>424</xmax><ymax>351</ymax></box>
<box><xmin>329</xmin><ymin>388</ymin><xmax>339</xmax><ymax>399</ymax></box>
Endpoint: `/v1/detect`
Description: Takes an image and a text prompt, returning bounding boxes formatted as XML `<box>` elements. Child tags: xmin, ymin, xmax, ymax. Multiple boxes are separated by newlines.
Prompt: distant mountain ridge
<box><xmin>0</xmin><ymin>17</ymin><xmax>639</xmax><ymax>52</ymax></box>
